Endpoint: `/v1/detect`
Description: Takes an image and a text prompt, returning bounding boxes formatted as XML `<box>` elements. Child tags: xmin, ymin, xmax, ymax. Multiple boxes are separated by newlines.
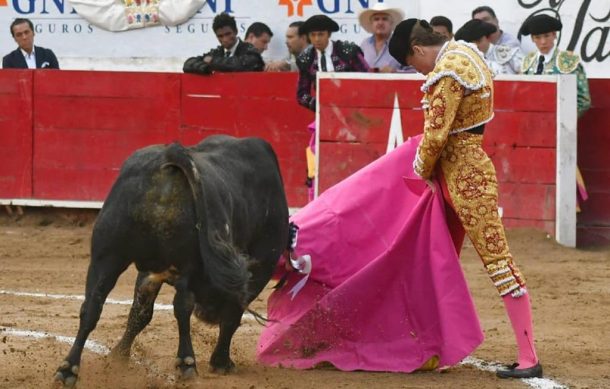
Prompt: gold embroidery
<box><xmin>521</xmin><ymin>52</ymin><xmax>537</xmax><ymax>74</ymax></box>
<box><xmin>415</xmin><ymin>42</ymin><xmax>526</xmax><ymax>297</ymax></box>
<box><xmin>439</xmin><ymin>133</ymin><xmax>526</xmax><ymax>296</ymax></box>
<box><xmin>557</xmin><ymin>50</ymin><xmax>580</xmax><ymax>74</ymax></box>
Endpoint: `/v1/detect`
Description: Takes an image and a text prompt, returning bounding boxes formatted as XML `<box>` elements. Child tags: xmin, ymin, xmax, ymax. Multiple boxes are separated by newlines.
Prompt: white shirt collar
<box><xmin>225</xmin><ymin>39</ymin><xmax>240</xmax><ymax>57</ymax></box>
<box><xmin>20</xmin><ymin>47</ymin><xmax>36</xmax><ymax>69</ymax></box>
<box><xmin>316</xmin><ymin>40</ymin><xmax>335</xmax><ymax>72</ymax></box>
<box><xmin>537</xmin><ymin>45</ymin><xmax>556</xmax><ymax>64</ymax></box>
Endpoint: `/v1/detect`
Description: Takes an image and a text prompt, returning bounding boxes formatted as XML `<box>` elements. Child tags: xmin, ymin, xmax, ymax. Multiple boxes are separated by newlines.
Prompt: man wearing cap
<box><xmin>521</xmin><ymin>14</ymin><xmax>591</xmax><ymax>117</ymax></box>
<box><xmin>296</xmin><ymin>14</ymin><xmax>369</xmax><ymax>111</ymax></box>
<box><xmin>389</xmin><ymin>18</ymin><xmax>543</xmax><ymax>379</ymax></box>
<box><xmin>455</xmin><ymin>19</ymin><xmax>524</xmax><ymax>75</ymax></box>
<box><xmin>521</xmin><ymin>14</ymin><xmax>591</xmax><ymax>212</ymax></box>
<box><xmin>296</xmin><ymin>14</ymin><xmax>369</xmax><ymax>201</ymax></box>
<box><xmin>358</xmin><ymin>4</ymin><xmax>414</xmax><ymax>73</ymax></box>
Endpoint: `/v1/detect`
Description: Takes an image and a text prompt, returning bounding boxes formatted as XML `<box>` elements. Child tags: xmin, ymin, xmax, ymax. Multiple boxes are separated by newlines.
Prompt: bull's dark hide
<box><xmin>55</xmin><ymin>135</ymin><xmax>288</xmax><ymax>387</ymax></box>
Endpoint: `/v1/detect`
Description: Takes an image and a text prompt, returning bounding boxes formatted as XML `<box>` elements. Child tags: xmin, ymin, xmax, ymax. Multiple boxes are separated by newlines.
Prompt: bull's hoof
<box><xmin>54</xmin><ymin>361</ymin><xmax>79</xmax><ymax>388</ymax></box>
<box><xmin>209</xmin><ymin>358</ymin><xmax>235</xmax><ymax>375</ymax></box>
<box><xmin>109</xmin><ymin>346</ymin><xmax>130</xmax><ymax>362</ymax></box>
<box><xmin>175</xmin><ymin>356</ymin><xmax>198</xmax><ymax>380</ymax></box>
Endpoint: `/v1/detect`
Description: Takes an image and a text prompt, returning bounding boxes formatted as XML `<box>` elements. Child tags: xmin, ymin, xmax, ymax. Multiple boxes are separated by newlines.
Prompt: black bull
<box><xmin>54</xmin><ymin>135</ymin><xmax>289</xmax><ymax>386</ymax></box>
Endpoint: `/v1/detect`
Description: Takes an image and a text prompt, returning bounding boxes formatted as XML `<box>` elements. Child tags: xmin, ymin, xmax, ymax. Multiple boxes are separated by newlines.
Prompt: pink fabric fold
<box><xmin>257</xmin><ymin>136</ymin><xmax>483</xmax><ymax>372</ymax></box>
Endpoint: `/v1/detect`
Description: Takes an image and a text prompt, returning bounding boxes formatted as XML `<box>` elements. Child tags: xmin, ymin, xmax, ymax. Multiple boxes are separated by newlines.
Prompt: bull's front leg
<box><xmin>173</xmin><ymin>277</ymin><xmax>197</xmax><ymax>379</ymax></box>
<box><xmin>55</xmin><ymin>259</ymin><xmax>128</xmax><ymax>387</ymax></box>
<box><xmin>209</xmin><ymin>302</ymin><xmax>243</xmax><ymax>374</ymax></box>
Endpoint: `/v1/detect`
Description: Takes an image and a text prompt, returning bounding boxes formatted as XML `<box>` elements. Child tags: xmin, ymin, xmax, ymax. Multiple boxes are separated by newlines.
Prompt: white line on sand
<box><xmin>1</xmin><ymin>290</ymin><xmax>567</xmax><ymax>388</ymax></box>
<box><xmin>0</xmin><ymin>289</ymin><xmax>173</xmax><ymax>310</ymax></box>
<box><xmin>0</xmin><ymin>289</ymin><xmax>257</xmax><ymax>320</ymax></box>
<box><xmin>0</xmin><ymin>327</ymin><xmax>110</xmax><ymax>354</ymax></box>
<box><xmin>0</xmin><ymin>326</ymin><xmax>175</xmax><ymax>384</ymax></box>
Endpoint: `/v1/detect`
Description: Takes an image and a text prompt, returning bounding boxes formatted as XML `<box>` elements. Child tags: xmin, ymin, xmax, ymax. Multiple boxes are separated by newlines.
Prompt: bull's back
<box><xmin>92</xmin><ymin>136</ymin><xmax>287</xmax><ymax>270</ymax></box>
<box><xmin>191</xmin><ymin>136</ymin><xmax>288</xmax><ymax>232</ymax></box>
<box><xmin>193</xmin><ymin>136</ymin><xmax>282</xmax><ymax>181</ymax></box>
<box><xmin>92</xmin><ymin>145</ymin><xmax>198</xmax><ymax>266</ymax></box>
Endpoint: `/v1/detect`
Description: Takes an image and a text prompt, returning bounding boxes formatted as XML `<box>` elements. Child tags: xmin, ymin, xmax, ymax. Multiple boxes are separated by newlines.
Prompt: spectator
<box><xmin>296</xmin><ymin>14</ymin><xmax>369</xmax><ymax>111</ymax></box>
<box><xmin>244</xmin><ymin>22</ymin><xmax>273</xmax><ymax>55</ymax></box>
<box><xmin>3</xmin><ymin>18</ymin><xmax>59</xmax><ymax>69</ymax></box>
<box><xmin>521</xmin><ymin>14</ymin><xmax>592</xmax><ymax>211</ymax></box>
<box><xmin>296</xmin><ymin>14</ymin><xmax>369</xmax><ymax>201</ymax></box>
<box><xmin>430</xmin><ymin>15</ymin><xmax>453</xmax><ymax>40</ymax></box>
<box><xmin>358</xmin><ymin>3</ymin><xmax>414</xmax><ymax>73</ymax></box>
<box><xmin>520</xmin><ymin>14</ymin><xmax>590</xmax><ymax>117</ymax></box>
<box><xmin>265</xmin><ymin>21</ymin><xmax>309</xmax><ymax>72</ymax></box>
<box><xmin>472</xmin><ymin>6</ymin><xmax>520</xmax><ymax>48</ymax></box>
<box><xmin>455</xmin><ymin>19</ymin><xmax>524</xmax><ymax>74</ymax></box>
<box><xmin>183</xmin><ymin>12</ymin><xmax>264</xmax><ymax>75</ymax></box>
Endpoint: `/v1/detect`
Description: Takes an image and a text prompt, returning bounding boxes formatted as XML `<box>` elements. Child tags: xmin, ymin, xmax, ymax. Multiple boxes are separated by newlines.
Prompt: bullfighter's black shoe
<box><xmin>496</xmin><ymin>362</ymin><xmax>543</xmax><ymax>379</ymax></box>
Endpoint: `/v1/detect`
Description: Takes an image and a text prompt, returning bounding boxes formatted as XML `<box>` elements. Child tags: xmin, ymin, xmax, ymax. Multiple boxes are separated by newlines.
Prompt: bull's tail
<box><xmin>162</xmin><ymin>143</ymin><xmax>250</xmax><ymax>307</ymax></box>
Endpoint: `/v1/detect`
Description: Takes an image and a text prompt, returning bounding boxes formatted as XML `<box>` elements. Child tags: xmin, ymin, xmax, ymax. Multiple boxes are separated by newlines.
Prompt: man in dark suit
<box><xmin>3</xmin><ymin>18</ymin><xmax>59</xmax><ymax>69</ymax></box>
<box><xmin>183</xmin><ymin>13</ymin><xmax>264</xmax><ymax>75</ymax></box>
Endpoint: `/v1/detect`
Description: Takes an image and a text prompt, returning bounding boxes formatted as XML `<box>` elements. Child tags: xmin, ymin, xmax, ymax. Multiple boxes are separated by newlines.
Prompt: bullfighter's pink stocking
<box><xmin>502</xmin><ymin>293</ymin><xmax>539</xmax><ymax>368</ymax></box>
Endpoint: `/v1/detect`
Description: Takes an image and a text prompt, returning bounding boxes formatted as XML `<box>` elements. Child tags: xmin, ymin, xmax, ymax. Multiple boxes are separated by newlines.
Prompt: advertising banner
<box><xmin>0</xmin><ymin>0</ymin><xmax>607</xmax><ymax>76</ymax></box>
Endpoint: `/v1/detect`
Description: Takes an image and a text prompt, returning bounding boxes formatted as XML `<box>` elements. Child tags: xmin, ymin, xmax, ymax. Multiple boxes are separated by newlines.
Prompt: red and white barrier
<box><xmin>314</xmin><ymin>73</ymin><xmax>580</xmax><ymax>246</ymax></box>
<box><xmin>0</xmin><ymin>70</ymin><xmax>609</xmax><ymax>246</ymax></box>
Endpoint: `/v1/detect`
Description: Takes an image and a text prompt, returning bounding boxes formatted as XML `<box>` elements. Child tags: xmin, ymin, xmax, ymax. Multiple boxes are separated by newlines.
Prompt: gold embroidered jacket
<box><xmin>414</xmin><ymin>41</ymin><xmax>494</xmax><ymax>178</ymax></box>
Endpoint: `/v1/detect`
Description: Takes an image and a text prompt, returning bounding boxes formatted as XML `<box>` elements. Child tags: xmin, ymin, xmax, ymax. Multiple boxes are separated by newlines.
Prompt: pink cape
<box><xmin>257</xmin><ymin>136</ymin><xmax>483</xmax><ymax>372</ymax></box>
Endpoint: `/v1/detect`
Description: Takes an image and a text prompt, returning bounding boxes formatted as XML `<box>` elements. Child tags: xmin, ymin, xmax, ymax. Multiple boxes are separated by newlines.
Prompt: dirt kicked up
<box><xmin>0</xmin><ymin>209</ymin><xmax>609</xmax><ymax>389</ymax></box>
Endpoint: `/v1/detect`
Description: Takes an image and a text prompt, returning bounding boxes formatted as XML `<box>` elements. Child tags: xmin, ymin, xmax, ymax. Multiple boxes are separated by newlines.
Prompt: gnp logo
<box><xmin>1</xmin><ymin>0</ymin><xmax>233</xmax><ymax>14</ymax></box>
<box><xmin>279</xmin><ymin>0</ymin><xmax>378</xmax><ymax>17</ymax></box>
<box><xmin>1</xmin><ymin>0</ymin><xmax>76</xmax><ymax>14</ymax></box>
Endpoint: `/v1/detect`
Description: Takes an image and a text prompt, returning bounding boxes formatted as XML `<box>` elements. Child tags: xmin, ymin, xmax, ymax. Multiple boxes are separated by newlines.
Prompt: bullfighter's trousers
<box><xmin>437</xmin><ymin>132</ymin><xmax>526</xmax><ymax>297</ymax></box>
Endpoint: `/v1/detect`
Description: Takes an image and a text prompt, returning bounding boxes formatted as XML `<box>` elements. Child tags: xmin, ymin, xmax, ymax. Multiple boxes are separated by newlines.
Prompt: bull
<box><xmin>54</xmin><ymin>135</ymin><xmax>289</xmax><ymax>387</ymax></box>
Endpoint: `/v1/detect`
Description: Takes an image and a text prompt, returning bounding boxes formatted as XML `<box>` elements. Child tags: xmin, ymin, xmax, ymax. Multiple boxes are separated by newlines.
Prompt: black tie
<box><xmin>320</xmin><ymin>50</ymin><xmax>327</xmax><ymax>72</ymax></box>
<box><xmin>535</xmin><ymin>55</ymin><xmax>545</xmax><ymax>75</ymax></box>
<box><xmin>225</xmin><ymin>50</ymin><xmax>231</xmax><ymax>58</ymax></box>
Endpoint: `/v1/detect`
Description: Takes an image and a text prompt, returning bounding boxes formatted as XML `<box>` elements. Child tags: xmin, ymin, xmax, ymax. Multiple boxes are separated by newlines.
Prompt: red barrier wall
<box><xmin>0</xmin><ymin>70</ymin><xmax>33</xmax><ymax>198</ymax></box>
<box><xmin>318</xmin><ymin>77</ymin><xmax>557</xmax><ymax>233</ymax></box>
<box><xmin>32</xmin><ymin>71</ymin><xmax>182</xmax><ymax>200</ymax></box>
<box><xmin>180</xmin><ymin>73</ymin><xmax>312</xmax><ymax>205</ymax></box>
<box><xmin>577</xmin><ymin>79</ymin><xmax>610</xmax><ymax>245</ymax></box>
<box><xmin>17</xmin><ymin>71</ymin><xmax>313</xmax><ymax>205</ymax></box>
<box><xmin>0</xmin><ymin>70</ymin><xmax>608</xmax><ymax>245</ymax></box>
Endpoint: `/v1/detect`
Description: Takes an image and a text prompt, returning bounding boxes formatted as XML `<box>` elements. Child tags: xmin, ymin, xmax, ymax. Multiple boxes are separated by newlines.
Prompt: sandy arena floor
<box><xmin>0</xmin><ymin>209</ymin><xmax>608</xmax><ymax>389</ymax></box>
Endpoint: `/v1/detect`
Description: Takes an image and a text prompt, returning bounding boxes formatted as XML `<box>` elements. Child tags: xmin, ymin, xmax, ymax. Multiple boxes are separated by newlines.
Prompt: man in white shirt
<box><xmin>472</xmin><ymin>6</ymin><xmax>521</xmax><ymax>49</ymax></box>
<box><xmin>183</xmin><ymin>13</ymin><xmax>264</xmax><ymax>75</ymax></box>
<box><xmin>2</xmin><ymin>18</ymin><xmax>59</xmax><ymax>69</ymax></box>
<box><xmin>265</xmin><ymin>21</ymin><xmax>309</xmax><ymax>72</ymax></box>
<box><xmin>455</xmin><ymin>18</ymin><xmax>524</xmax><ymax>75</ymax></box>
<box><xmin>244</xmin><ymin>22</ymin><xmax>274</xmax><ymax>55</ymax></box>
